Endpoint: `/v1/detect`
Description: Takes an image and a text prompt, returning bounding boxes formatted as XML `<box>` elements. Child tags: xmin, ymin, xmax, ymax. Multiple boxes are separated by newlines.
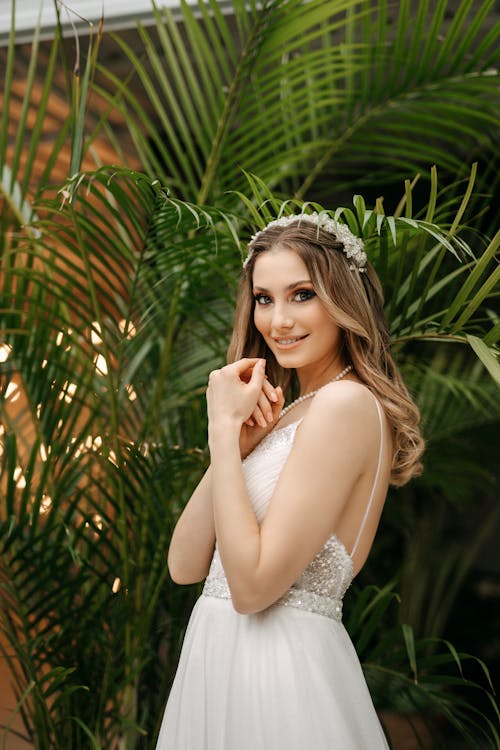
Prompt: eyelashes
<box><xmin>253</xmin><ymin>294</ymin><xmax>272</xmax><ymax>305</ymax></box>
<box><xmin>253</xmin><ymin>289</ymin><xmax>316</xmax><ymax>305</ymax></box>
<box><xmin>294</xmin><ymin>289</ymin><xmax>316</xmax><ymax>302</ymax></box>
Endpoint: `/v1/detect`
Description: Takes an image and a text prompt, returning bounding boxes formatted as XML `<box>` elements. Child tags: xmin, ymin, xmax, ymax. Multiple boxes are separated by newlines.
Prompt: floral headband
<box><xmin>243</xmin><ymin>212</ymin><xmax>367</xmax><ymax>272</ymax></box>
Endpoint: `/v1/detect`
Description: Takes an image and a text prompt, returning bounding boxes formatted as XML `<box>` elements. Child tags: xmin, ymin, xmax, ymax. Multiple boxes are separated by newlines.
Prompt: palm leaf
<box><xmin>345</xmin><ymin>583</ymin><xmax>500</xmax><ymax>748</ymax></box>
<box><xmin>89</xmin><ymin>0</ymin><xmax>498</xmax><ymax>214</ymax></box>
<box><xmin>1</xmin><ymin>166</ymin><xmax>240</xmax><ymax>746</ymax></box>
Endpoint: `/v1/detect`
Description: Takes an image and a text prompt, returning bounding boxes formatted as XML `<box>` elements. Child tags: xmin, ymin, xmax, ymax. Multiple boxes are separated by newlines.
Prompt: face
<box><xmin>252</xmin><ymin>248</ymin><xmax>344</xmax><ymax>385</ymax></box>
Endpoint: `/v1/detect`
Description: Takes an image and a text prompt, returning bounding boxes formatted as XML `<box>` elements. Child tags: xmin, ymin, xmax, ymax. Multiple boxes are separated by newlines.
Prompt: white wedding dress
<box><xmin>156</xmin><ymin>406</ymin><xmax>390</xmax><ymax>749</ymax></box>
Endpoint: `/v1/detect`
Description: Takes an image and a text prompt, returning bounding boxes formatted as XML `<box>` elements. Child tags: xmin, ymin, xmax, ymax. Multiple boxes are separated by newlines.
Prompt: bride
<box><xmin>155</xmin><ymin>212</ymin><xmax>424</xmax><ymax>749</ymax></box>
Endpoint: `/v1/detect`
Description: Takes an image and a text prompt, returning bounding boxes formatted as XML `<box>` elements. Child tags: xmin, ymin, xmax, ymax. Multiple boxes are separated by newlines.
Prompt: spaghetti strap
<box><xmin>350</xmin><ymin>395</ymin><xmax>384</xmax><ymax>559</ymax></box>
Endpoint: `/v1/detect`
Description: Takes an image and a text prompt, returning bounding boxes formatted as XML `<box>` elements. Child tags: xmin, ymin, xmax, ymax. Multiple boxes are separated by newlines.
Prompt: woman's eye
<box><xmin>294</xmin><ymin>289</ymin><xmax>316</xmax><ymax>302</ymax></box>
<box><xmin>253</xmin><ymin>294</ymin><xmax>272</xmax><ymax>305</ymax></box>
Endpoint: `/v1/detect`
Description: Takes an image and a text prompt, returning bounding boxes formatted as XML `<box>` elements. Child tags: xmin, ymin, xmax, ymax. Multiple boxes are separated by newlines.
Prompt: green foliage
<box><xmin>1</xmin><ymin>164</ymin><xmax>498</xmax><ymax>748</ymax></box>
<box><xmin>345</xmin><ymin>583</ymin><xmax>500</xmax><ymax>748</ymax></box>
<box><xmin>1</xmin><ymin>0</ymin><xmax>499</xmax><ymax>746</ymax></box>
<box><xmin>1</xmin><ymin>171</ymin><xmax>234</xmax><ymax>748</ymax></box>
<box><xmin>93</xmin><ymin>0</ymin><xmax>499</xmax><ymax>218</ymax></box>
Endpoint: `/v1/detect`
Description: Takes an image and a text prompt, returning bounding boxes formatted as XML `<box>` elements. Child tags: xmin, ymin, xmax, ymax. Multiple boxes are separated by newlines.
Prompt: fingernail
<box><xmin>269</xmin><ymin>391</ymin><xmax>278</xmax><ymax>402</ymax></box>
<box><xmin>259</xmin><ymin>359</ymin><xmax>266</xmax><ymax>369</ymax></box>
<box><xmin>266</xmin><ymin>412</ymin><xmax>273</xmax><ymax>422</ymax></box>
<box><xmin>259</xmin><ymin>416</ymin><xmax>267</xmax><ymax>427</ymax></box>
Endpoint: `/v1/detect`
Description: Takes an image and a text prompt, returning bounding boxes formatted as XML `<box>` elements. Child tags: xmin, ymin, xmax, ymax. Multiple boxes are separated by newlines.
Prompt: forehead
<box><xmin>252</xmin><ymin>247</ymin><xmax>310</xmax><ymax>287</ymax></box>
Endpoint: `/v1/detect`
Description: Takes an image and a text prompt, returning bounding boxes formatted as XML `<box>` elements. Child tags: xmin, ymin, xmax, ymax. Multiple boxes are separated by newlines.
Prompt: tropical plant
<box><xmin>91</xmin><ymin>0</ymin><xmax>499</xmax><ymax>226</ymax></box>
<box><xmin>1</xmin><ymin>0</ymin><xmax>499</xmax><ymax>746</ymax></box>
<box><xmin>1</xmin><ymin>164</ymin><xmax>499</xmax><ymax>749</ymax></box>
<box><xmin>384</xmin><ymin>351</ymin><xmax>500</xmax><ymax>640</ymax></box>
<box><xmin>345</xmin><ymin>582</ymin><xmax>500</xmax><ymax>749</ymax></box>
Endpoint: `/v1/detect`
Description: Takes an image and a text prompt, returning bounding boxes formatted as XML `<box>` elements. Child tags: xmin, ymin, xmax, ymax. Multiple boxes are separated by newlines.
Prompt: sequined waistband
<box><xmin>202</xmin><ymin>576</ymin><xmax>343</xmax><ymax>622</ymax></box>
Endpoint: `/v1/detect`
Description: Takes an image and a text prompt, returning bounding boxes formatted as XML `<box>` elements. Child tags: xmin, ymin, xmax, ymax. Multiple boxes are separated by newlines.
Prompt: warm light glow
<box><xmin>125</xmin><ymin>384</ymin><xmax>137</xmax><ymax>401</ymax></box>
<box><xmin>5</xmin><ymin>382</ymin><xmax>20</xmax><ymax>402</ymax></box>
<box><xmin>42</xmin><ymin>359</ymin><xmax>48</xmax><ymax>368</ymax></box>
<box><xmin>36</xmin><ymin>403</ymin><xmax>42</xmax><ymax>419</ymax></box>
<box><xmin>55</xmin><ymin>329</ymin><xmax>72</xmax><ymax>352</ymax></box>
<box><xmin>0</xmin><ymin>343</ymin><xmax>12</xmax><ymax>363</ymax></box>
<box><xmin>93</xmin><ymin>514</ymin><xmax>103</xmax><ymax>530</ymax></box>
<box><xmin>112</xmin><ymin>577</ymin><xmax>121</xmax><ymax>594</ymax></box>
<box><xmin>59</xmin><ymin>382</ymin><xmax>77</xmax><ymax>403</ymax></box>
<box><xmin>94</xmin><ymin>354</ymin><xmax>108</xmax><ymax>376</ymax></box>
<box><xmin>93</xmin><ymin>436</ymin><xmax>102</xmax><ymax>450</ymax></box>
<box><xmin>14</xmin><ymin>466</ymin><xmax>26</xmax><ymax>488</ymax></box>
<box><xmin>39</xmin><ymin>444</ymin><xmax>49</xmax><ymax>462</ymax></box>
<box><xmin>91</xmin><ymin>322</ymin><xmax>103</xmax><ymax>346</ymax></box>
<box><xmin>40</xmin><ymin>495</ymin><xmax>52</xmax><ymax>514</ymax></box>
<box><xmin>67</xmin><ymin>437</ymin><xmax>84</xmax><ymax>457</ymax></box>
<box><xmin>108</xmin><ymin>450</ymin><xmax>118</xmax><ymax>466</ymax></box>
<box><xmin>74</xmin><ymin>441</ymin><xmax>85</xmax><ymax>458</ymax></box>
<box><xmin>118</xmin><ymin>318</ymin><xmax>137</xmax><ymax>338</ymax></box>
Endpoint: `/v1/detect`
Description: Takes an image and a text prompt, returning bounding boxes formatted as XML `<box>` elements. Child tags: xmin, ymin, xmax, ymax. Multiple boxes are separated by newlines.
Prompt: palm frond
<box><xmin>345</xmin><ymin>583</ymin><xmax>500</xmax><ymax>748</ymax></box>
<box><xmin>90</xmin><ymin>0</ymin><xmax>498</xmax><ymax>214</ymax></box>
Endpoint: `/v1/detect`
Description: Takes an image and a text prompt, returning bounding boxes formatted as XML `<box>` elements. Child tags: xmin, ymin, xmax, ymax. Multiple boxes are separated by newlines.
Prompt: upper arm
<box><xmin>247</xmin><ymin>383</ymin><xmax>385</xmax><ymax>611</ymax></box>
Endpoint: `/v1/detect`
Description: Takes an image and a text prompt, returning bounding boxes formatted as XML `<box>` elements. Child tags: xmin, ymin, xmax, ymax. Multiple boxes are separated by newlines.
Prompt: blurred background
<box><xmin>1</xmin><ymin>1</ymin><xmax>499</xmax><ymax>747</ymax></box>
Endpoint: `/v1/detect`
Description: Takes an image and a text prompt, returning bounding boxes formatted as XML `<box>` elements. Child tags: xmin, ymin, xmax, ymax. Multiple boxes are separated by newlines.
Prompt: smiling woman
<box><xmin>230</xmin><ymin>217</ymin><xmax>423</xmax><ymax>486</ymax></box>
<box><xmin>252</xmin><ymin>250</ymin><xmax>344</xmax><ymax>392</ymax></box>
<box><xmin>158</xmin><ymin>212</ymin><xmax>424</xmax><ymax>749</ymax></box>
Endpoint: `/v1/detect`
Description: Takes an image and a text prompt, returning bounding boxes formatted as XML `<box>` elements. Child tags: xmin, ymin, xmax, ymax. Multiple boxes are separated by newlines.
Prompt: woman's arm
<box><xmin>167</xmin><ymin>374</ymin><xmax>283</xmax><ymax>585</ymax></box>
<box><xmin>167</xmin><ymin>467</ymin><xmax>216</xmax><ymax>584</ymax></box>
<box><xmin>208</xmin><ymin>364</ymin><xmax>389</xmax><ymax>614</ymax></box>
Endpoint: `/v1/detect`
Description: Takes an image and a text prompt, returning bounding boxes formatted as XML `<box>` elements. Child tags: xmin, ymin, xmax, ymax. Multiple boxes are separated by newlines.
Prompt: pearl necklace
<box><xmin>278</xmin><ymin>365</ymin><xmax>353</xmax><ymax>420</ymax></box>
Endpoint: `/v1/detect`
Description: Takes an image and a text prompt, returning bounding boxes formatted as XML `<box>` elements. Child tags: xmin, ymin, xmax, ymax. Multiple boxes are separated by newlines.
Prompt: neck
<box><xmin>297</xmin><ymin>358</ymin><xmax>347</xmax><ymax>396</ymax></box>
<box><xmin>278</xmin><ymin>364</ymin><xmax>353</xmax><ymax>421</ymax></box>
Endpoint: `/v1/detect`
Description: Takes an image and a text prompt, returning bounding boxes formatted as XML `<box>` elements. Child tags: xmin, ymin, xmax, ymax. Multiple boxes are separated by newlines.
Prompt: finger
<box><xmin>262</xmin><ymin>376</ymin><xmax>279</xmax><ymax>403</ymax></box>
<box><xmin>271</xmin><ymin>386</ymin><xmax>285</xmax><ymax>420</ymax></box>
<box><xmin>257</xmin><ymin>391</ymin><xmax>274</xmax><ymax>423</ymax></box>
<box><xmin>276</xmin><ymin>385</ymin><xmax>285</xmax><ymax>406</ymax></box>
<box><xmin>229</xmin><ymin>358</ymin><xmax>262</xmax><ymax>376</ymax></box>
<box><xmin>249</xmin><ymin>359</ymin><xmax>266</xmax><ymax>388</ymax></box>
<box><xmin>251</xmin><ymin>404</ymin><xmax>268</xmax><ymax>429</ymax></box>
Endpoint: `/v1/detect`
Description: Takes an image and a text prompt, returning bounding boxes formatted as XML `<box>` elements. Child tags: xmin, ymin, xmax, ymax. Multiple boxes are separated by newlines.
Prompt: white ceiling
<box><xmin>0</xmin><ymin>0</ymin><xmax>197</xmax><ymax>45</ymax></box>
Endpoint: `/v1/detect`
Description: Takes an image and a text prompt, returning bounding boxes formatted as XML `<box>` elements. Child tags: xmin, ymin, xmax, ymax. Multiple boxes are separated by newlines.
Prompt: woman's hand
<box><xmin>207</xmin><ymin>359</ymin><xmax>284</xmax><ymax>456</ymax></box>
<box><xmin>239</xmin><ymin>382</ymin><xmax>284</xmax><ymax>458</ymax></box>
<box><xmin>207</xmin><ymin>358</ymin><xmax>269</xmax><ymax>426</ymax></box>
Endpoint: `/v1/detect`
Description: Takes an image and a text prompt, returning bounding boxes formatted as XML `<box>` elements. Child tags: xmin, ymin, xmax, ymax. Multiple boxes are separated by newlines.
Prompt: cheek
<box><xmin>313</xmin><ymin>307</ymin><xmax>340</xmax><ymax>343</ymax></box>
<box><xmin>253</xmin><ymin>307</ymin><xmax>267</xmax><ymax>335</ymax></box>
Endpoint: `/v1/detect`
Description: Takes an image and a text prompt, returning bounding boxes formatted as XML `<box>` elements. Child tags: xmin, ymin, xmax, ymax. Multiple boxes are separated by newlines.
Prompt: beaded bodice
<box><xmin>202</xmin><ymin>421</ymin><xmax>354</xmax><ymax>622</ymax></box>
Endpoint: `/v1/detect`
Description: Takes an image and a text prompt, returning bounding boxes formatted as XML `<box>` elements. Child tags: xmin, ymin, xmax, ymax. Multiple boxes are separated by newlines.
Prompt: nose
<box><xmin>271</xmin><ymin>302</ymin><xmax>294</xmax><ymax>331</ymax></box>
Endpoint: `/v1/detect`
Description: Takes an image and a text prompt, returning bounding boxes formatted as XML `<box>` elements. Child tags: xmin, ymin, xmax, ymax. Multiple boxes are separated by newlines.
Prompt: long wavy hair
<box><xmin>227</xmin><ymin>220</ymin><xmax>424</xmax><ymax>486</ymax></box>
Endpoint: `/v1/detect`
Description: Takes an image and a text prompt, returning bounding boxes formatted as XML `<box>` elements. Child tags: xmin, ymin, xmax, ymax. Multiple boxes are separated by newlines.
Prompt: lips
<box><xmin>273</xmin><ymin>335</ymin><xmax>308</xmax><ymax>347</ymax></box>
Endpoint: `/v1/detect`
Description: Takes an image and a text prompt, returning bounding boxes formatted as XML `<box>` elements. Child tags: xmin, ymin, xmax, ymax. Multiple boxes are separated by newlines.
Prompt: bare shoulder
<box><xmin>300</xmin><ymin>380</ymin><xmax>383</xmax><ymax>450</ymax></box>
<box><xmin>286</xmin><ymin>380</ymin><xmax>385</xmax><ymax>486</ymax></box>
<box><xmin>310</xmin><ymin>380</ymin><xmax>379</xmax><ymax>420</ymax></box>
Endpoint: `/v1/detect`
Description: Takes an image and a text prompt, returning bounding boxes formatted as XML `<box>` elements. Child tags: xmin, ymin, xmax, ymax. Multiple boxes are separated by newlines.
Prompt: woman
<box><xmin>156</xmin><ymin>212</ymin><xmax>424</xmax><ymax>749</ymax></box>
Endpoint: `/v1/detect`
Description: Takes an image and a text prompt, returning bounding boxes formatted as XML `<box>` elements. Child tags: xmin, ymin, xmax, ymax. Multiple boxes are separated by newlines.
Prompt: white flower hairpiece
<box><xmin>243</xmin><ymin>212</ymin><xmax>367</xmax><ymax>272</ymax></box>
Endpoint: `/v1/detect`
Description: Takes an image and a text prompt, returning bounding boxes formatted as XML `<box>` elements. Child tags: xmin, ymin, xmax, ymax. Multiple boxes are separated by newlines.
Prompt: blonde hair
<box><xmin>227</xmin><ymin>221</ymin><xmax>424</xmax><ymax>486</ymax></box>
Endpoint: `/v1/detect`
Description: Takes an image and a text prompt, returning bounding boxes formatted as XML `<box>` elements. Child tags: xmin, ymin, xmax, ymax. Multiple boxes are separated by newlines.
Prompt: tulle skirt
<box><xmin>155</xmin><ymin>594</ymin><xmax>389</xmax><ymax>749</ymax></box>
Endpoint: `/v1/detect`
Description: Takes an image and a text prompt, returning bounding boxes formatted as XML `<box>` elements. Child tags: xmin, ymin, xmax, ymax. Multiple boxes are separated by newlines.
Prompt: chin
<box><xmin>273</xmin><ymin>353</ymin><xmax>304</xmax><ymax>369</ymax></box>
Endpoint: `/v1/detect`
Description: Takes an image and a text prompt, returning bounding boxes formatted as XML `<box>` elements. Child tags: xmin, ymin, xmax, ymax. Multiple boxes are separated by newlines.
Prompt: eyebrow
<box><xmin>252</xmin><ymin>279</ymin><xmax>313</xmax><ymax>292</ymax></box>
